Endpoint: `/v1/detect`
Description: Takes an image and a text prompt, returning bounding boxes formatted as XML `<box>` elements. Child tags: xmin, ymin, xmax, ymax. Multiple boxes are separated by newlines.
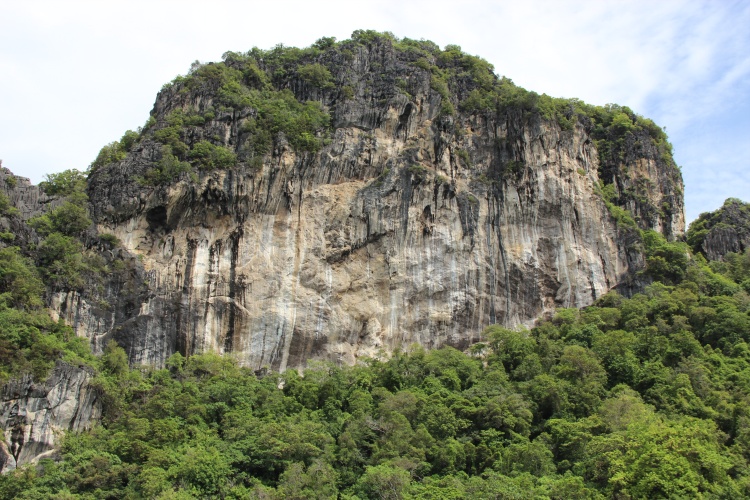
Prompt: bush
<box><xmin>36</xmin><ymin>233</ymin><xmax>89</xmax><ymax>289</ymax></box>
<box><xmin>98</xmin><ymin>233</ymin><xmax>120</xmax><ymax>247</ymax></box>
<box><xmin>642</xmin><ymin>230</ymin><xmax>689</xmax><ymax>284</ymax></box>
<box><xmin>91</xmin><ymin>143</ymin><xmax>126</xmax><ymax>171</ymax></box>
<box><xmin>240</xmin><ymin>90</ymin><xmax>330</xmax><ymax>154</ymax></box>
<box><xmin>39</xmin><ymin>169</ymin><xmax>87</xmax><ymax>197</ymax></box>
<box><xmin>30</xmin><ymin>201</ymin><xmax>92</xmax><ymax>237</ymax></box>
<box><xmin>0</xmin><ymin>192</ymin><xmax>10</xmax><ymax>215</ymax></box>
<box><xmin>297</xmin><ymin>63</ymin><xmax>334</xmax><ymax>88</ymax></box>
<box><xmin>141</xmin><ymin>147</ymin><xmax>192</xmax><ymax>186</ymax></box>
<box><xmin>188</xmin><ymin>141</ymin><xmax>237</xmax><ymax>170</ymax></box>
<box><xmin>408</xmin><ymin>164</ymin><xmax>429</xmax><ymax>183</ymax></box>
<box><xmin>119</xmin><ymin>129</ymin><xmax>140</xmax><ymax>152</ymax></box>
<box><xmin>0</xmin><ymin>246</ymin><xmax>44</xmax><ymax>309</ymax></box>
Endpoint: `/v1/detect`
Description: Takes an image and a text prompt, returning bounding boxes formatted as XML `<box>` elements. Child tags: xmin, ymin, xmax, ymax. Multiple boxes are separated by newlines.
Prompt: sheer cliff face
<box><xmin>81</xmin><ymin>38</ymin><xmax>684</xmax><ymax>370</ymax></box>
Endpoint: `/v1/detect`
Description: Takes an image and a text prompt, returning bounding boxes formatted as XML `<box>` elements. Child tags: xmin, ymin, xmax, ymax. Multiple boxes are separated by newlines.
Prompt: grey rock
<box><xmin>0</xmin><ymin>164</ymin><xmax>60</xmax><ymax>221</ymax></box>
<box><xmin>688</xmin><ymin>198</ymin><xmax>750</xmax><ymax>261</ymax></box>
<box><xmin>0</xmin><ymin>362</ymin><xmax>101</xmax><ymax>473</ymax></box>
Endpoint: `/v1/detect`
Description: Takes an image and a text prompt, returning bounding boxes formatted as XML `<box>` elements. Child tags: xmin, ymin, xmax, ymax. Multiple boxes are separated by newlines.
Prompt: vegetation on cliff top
<box><xmin>87</xmin><ymin>30</ymin><xmax>679</xmax><ymax>205</ymax></box>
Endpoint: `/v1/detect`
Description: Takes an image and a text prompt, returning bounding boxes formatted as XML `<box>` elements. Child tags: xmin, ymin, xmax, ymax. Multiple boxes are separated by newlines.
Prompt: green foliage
<box><xmin>312</xmin><ymin>36</ymin><xmax>337</xmax><ymax>51</ymax></box>
<box><xmin>39</xmin><ymin>169</ymin><xmax>88</xmax><ymax>197</ymax></box>
<box><xmin>188</xmin><ymin>141</ymin><xmax>237</xmax><ymax>170</ymax></box>
<box><xmin>340</xmin><ymin>85</ymin><xmax>355</xmax><ymax>101</ymax></box>
<box><xmin>239</xmin><ymin>89</ymin><xmax>330</xmax><ymax>155</ymax></box>
<box><xmin>297</xmin><ymin>63</ymin><xmax>334</xmax><ymax>88</ymax></box>
<box><xmin>152</xmin><ymin>112</ymin><xmax>190</xmax><ymax>157</ymax></box>
<box><xmin>456</xmin><ymin>149</ymin><xmax>471</xmax><ymax>167</ymax></box>
<box><xmin>119</xmin><ymin>129</ymin><xmax>140</xmax><ymax>151</ymax></box>
<box><xmin>408</xmin><ymin>164</ymin><xmax>429</xmax><ymax>183</ymax></box>
<box><xmin>6</xmin><ymin>271</ymin><xmax>750</xmax><ymax>498</ymax></box>
<box><xmin>30</xmin><ymin>169</ymin><xmax>92</xmax><ymax>239</ymax></box>
<box><xmin>30</xmin><ymin>201</ymin><xmax>92</xmax><ymax>237</ymax></box>
<box><xmin>428</xmin><ymin>70</ymin><xmax>455</xmax><ymax>116</ymax></box>
<box><xmin>350</xmin><ymin>29</ymin><xmax>397</xmax><ymax>46</ymax></box>
<box><xmin>0</xmin><ymin>245</ymin><xmax>93</xmax><ymax>383</ymax></box>
<box><xmin>0</xmin><ymin>246</ymin><xmax>44</xmax><ymax>310</ymax></box>
<box><xmin>642</xmin><ymin>230</ymin><xmax>690</xmax><ymax>284</ymax></box>
<box><xmin>143</xmin><ymin>116</ymin><xmax>156</xmax><ymax>131</ymax></box>
<box><xmin>98</xmin><ymin>232</ymin><xmax>120</xmax><ymax>247</ymax></box>
<box><xmin>596</xmin><ymin>182</ymin><xmax>638</xmax><ymax>229</ymax></box>
<box><xmin>141</xmin><ymin>146</ymin><xmax>192</xmax><ymax>186</ymax></box>
<box><xmin>36</xmin><ymin>232</ymin><xmax>104</xmax><ymax>290</ymax></box>
<box><xmin>355</xmin><ymin>464</ymin><xmax>411</xmax><ymax>499</ymax></box>
<box><xmin>0</xmin><ymin>192</ymin><xmax>12</xmax><ymax>216</ymax></box>
<box><xmin>687</xmin><ymin>198</ymin><xmax>750</xmax><ymax>256</ymax></box>
<box><xmin>91</xmin><ymin>143</ymin><xmax>127</xmax><ymax>171</ymax></box>
<box><xmin>90</xmin><ymin>127</ymin><xmax>139</xmax><ymax>172</ymax></box>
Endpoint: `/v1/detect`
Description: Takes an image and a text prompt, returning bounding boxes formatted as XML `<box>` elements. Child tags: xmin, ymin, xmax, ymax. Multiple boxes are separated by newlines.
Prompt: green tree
<box><xmin>297</xmin><ymin>63</ymin><xmax>334</xmax><ymax>88</ymax></box>
<box><xmin>38</xmin><ymin>169</ymin><xmax>87</xmax><ymax>197</ymax></box>
<box><xmin>30</xmin><ymin>201</ymin><xmax>92</xmax><ymax>237</ymax></box>
<box><xmin>0</xmin><ymin>246</ymin><xmax>44</xmax><ymax>309</ymax></box>
<box><xmin>355</xmin><ymin>464</ymin><xmax>411</xmax><ymax>500</ymax></box>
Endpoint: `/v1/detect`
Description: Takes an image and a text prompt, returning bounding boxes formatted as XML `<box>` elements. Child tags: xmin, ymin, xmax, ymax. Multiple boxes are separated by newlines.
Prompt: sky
<box><xmin>1</xmin><ymin>0</ymin><xmax>748</xmax><ymax>225</ymax></box>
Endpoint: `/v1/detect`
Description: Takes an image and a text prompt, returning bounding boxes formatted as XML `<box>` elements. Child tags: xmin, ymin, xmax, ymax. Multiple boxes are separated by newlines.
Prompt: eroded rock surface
<box><xmin>0</xmin><ymin>362</ymin><xmax>101</xmax><ymax>473</ymax></box>
<box><xmin>687</xmin><ymin>198</ymin><xmax>750</xmax><ymax>261</ymax></box>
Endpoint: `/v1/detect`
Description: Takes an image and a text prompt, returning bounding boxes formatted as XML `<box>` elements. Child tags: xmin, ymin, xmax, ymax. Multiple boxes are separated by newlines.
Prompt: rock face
<box><xmin>70</xmin><ymin>35</ymin><xmax>685</xmax><ymax>370</ymax></box>
<box><xmin>0</xmin><ymin>362</ymin><xmax>101</xmax><ymax>473</ymax></box>
<box><xmin>0</xmin><ymin>164</ymin><xmax>56</xmax><ymax>221</ymax></box>
<box><xmin>687</xmin><ymin>198</ymin><xmax>750</xmax><ymax>261</ymax></box>
<box><xmin>0</xmin><ymin>165</ymin><xmax>56</xmax><ymax>254</ymax></box>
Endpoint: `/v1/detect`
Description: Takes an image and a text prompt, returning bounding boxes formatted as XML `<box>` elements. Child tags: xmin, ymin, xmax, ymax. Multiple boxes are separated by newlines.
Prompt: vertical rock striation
<box><xmin>66</xmin><ymin>34</ymin><xmax>685</xmax><ymax>370</ymax></box>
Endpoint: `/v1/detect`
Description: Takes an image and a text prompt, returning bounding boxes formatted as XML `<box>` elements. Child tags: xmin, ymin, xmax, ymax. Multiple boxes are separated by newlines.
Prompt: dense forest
<box><xmin>2</xmin><ymin>31</ymin><xmax>750</xmax><ymax>498</ymax></box>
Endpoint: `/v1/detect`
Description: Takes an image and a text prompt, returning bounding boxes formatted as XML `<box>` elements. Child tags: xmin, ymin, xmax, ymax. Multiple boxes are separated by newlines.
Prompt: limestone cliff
<box><xmin>0</xmin><ymin>362</ymin><xmax>101</xmax><ymax>473</ymax></box>
<box><xmin>687</xmin><ymin>198</ymin><xmax>750</xmax><ymax>261</ymax></box>
<box><xmin>70</xmin><ymin>34</ymin><xmax>684</xmax><ymax>370</ymax></box>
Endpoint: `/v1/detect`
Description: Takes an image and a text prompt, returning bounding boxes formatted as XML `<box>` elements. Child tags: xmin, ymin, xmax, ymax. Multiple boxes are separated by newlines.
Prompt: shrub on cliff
<box><xmin>39</xmin><ymin>169</ymin><xmax>87</xmax><ymax>197</ymax></box>
<box><xmin>30</xmin><ymin>201</ymin><xmax>92</xmax><ymax>237</ymax></box>
<box><xmin>297</xmin><ymin>63</ymin><xmax>334</xmax><ymax>88</ymax></box>
<box><xmin>188</xmin><ymin>141</ymin><xmax>237</xmax><ymax>170</ymax></box>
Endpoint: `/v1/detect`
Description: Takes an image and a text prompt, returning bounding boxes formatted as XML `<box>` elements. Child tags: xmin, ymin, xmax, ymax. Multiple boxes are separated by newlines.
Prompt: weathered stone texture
<box><xmin>0</xmin><ymin>363</ymin><xmax>101</xmax><ymax>473</ymax></box>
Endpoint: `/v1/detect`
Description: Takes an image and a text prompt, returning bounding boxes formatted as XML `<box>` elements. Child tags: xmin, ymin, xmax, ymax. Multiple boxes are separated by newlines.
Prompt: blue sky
<box><xmin>1</xmin><ymin>0</ymin><xmax>748</xmax><ymax>224</ymax></box>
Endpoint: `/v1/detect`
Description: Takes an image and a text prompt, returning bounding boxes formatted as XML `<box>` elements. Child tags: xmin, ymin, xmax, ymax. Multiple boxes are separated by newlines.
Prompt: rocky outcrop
<box><xmin>0</xmin><ymin>164</ymin><xmax>57</xmax><ymax>221</ymax></box>
<box><xmin>593</xmin><ymin>125</ymin><xmax>684</xmax><ymax>241</ymax></box>
<box><xmin>64</xmin><ymin>34</ymin><xmax>685</xmax><ymax>370</ymax></box>
<box><xmin>0</xmin><ymin>166</ymin><xmax>49</xmax><ymax>254</ymax></box>
<box><xmin>0</xmin><ymin>362</ymin><xmax>101</xmax><ymax>473</ymax></box>
<box><xmin>687</xmin><ymin>198</ymin><xmax>750</xmax><ymax>260</ymax></box>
